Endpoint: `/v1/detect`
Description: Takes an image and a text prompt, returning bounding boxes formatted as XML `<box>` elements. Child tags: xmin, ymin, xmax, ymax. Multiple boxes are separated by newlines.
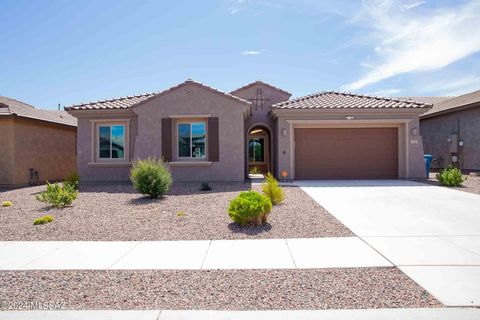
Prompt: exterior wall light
<box><xmin>411</xmin><ymin>128</ymin><xmax>418</xmax><ymax>135</ymax></box>
<box><xmin>281</xmin><ymin>128</ymin><xmax>287</xmax><ymax>136</ymax></box>
<box><xmin>345</xmin><ymin>115</ymin><xmax>354</xmax><ymax>120</ymax></box>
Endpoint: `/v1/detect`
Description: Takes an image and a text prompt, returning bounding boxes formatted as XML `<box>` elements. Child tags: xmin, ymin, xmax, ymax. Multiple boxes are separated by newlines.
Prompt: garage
<box><xmin>294</xmin><ymin>127</ymin><xmax>398</xmax><ymax>180</ymax></box>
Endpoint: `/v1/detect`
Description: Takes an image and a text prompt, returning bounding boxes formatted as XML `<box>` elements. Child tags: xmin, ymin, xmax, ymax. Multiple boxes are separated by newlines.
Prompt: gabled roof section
<box><xmin>65</xmin><ymin>79</ymin><xmax>251</xmax><ymax>111</ymax></box>
<box><xmin>230</xmin><ymin>80</ymin><xmax>292</xmax><ymax>97</ymax></box>
<box><xmin>421</xmin><ymin>89</ymin><xmax>480</xmax><ymax>118</ymax></box>
<box><xmin>0</xmin><ymin>96</ymin><xmax>76</xmax><ymax>127</ymax></box>
<box><xmin>272</xmin><ymin>91</ymin><xmax>432</xmax><ymax>110</ymax></box>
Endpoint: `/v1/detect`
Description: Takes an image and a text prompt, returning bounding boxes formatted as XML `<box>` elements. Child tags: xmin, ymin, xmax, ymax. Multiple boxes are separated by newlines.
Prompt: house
<box><xmin>420</xmin><ymin>90</ymin><xmax>480</xmax><ymax>172</ymax></box>
<box><xmin>0</xmin><ymin>96</ymin><xmax>77</xmax><ymax>187</ymax></box>
<box><xmin>65</xmin><ymin>79</ymin><xmax>431</xmax><ymax>182</ymax></box>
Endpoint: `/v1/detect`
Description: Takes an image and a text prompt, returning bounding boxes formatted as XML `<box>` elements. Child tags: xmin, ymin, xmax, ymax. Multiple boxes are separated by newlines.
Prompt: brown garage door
<box><xmin>295</xmin><ymin>128</ymin><xmax>398</xmax><ymax>180</ymax></box>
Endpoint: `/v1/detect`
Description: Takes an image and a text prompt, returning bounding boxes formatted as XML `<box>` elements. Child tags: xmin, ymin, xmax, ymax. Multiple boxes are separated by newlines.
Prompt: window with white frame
<box><xmin>178</xmin><ymin>122</ymin><xmax>206</xmax><ymax>158</ymax></box>
<box><xmin>98</xmin><ymin>125</ymin><xmax>125</xmax><ymax>159</ymax></box>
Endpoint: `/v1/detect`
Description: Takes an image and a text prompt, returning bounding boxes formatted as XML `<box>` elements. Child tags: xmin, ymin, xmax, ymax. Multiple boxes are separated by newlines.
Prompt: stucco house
<box><xmin>0</xmin><ymin>96</ymin><xmax>77</xmax><ymax>187</ymax></box>
<box><xmin>65</xmin><ymin>79</ymin><xmax>431</xmax><ymax>182</ymax></box>
<box><xmin>420</xmin><ymin>90</ymin><xmax>480</xmax><ymax>172</ymax></box>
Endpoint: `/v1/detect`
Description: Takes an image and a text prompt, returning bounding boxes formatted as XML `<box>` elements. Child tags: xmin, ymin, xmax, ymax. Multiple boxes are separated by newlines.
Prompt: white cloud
<box><xmin>227</xmin><ymin>0</ymin><xmax>246</xmax><ymax>15</ymax></box>
<box><xmin>369</xmin><ymin>88</ymin><xmax>402</xmax><ymax>96</ymax></box>
<box><xmin>402</xmin><ymin>0</ymin><xmax>425</xmax><ymax>11</ymax></box>
<box><xmin>423</xmin><ymin>75</ymin><xmax>480</xmax><ymax>96</ymax></box>
<box><xmin>343</xmin><ymin>0</ymin><xmax>480</xmax><ymax>91</ymax></box>
<box><xmin>241</xmin><ymin>50</ymin><xmax>261</xmax><ymax>55</ymax></box>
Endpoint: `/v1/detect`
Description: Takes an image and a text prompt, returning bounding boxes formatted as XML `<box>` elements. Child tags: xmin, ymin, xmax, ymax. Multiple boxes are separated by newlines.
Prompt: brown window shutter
<box><xmin>208</xmin><ymin>117</ymin><xmax>219</xmax><ymax>162</ymax></box>
<box><xmin>161</xmin><ymin>118</ymin><xmax>173</xmax><ymax>161</ymax></box>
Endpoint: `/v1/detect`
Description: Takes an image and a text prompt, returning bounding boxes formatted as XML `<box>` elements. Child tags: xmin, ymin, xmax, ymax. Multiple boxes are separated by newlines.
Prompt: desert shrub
<box><xmin>228</xmin><ymin>191</ymin><xmax>272</xmax><ymax>226</ymax></box>
<box><xmin>130</xmin><ymin>157</ymin><xmax>172</xmax><ymax>198</ymax></box>
<box><xmin>2</xmin><ymin>201</ymin><xmax>12</xmax><ymax>207</ymax></box>
<box><xmin>64</xmin><ymin>171</ymin><xmax>80</xmax><ymax>190</ymax></box>
<box><xmin>199</xmin><ymin>182</ymin><xmax>212</xmax><ymax>191</ymax></box>
<box><xmin>176</xmin><ymin>211</ymin><xmax>186</xmax><ymax>217</ymax></box>
<box><xmin>249</xmin><ymin>166</ymin><xmax>261</xmax><ymax>174</ymax></box>
<box><xmin>36</xmin><ymin>181</ymin><xmax>78</xmax><ymax>208</ymax></box>
<box><xmin>261</xmin><ymin>172</ymin><xmax>285</xmax><ymax>205</ymax></box>
<box><xmin>436</xmin><ymin>166</ymin><xmax>465</xmax><ymax>187</ymax></box>
<box><xmin>33</xmin><ymin>215</ymin><xmax>54</xmax><ymax>225</ymax></box>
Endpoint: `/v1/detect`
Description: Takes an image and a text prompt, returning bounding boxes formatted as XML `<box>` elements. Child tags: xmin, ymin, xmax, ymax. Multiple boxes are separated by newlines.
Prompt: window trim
<box><xmin>176</xmin><ymin>120</ymin><xmax>207</xmax><ymax>160</ymax></box>
<box><xmin>90</xmin><ymin>119</ymin><xmax>130</xmax><ymax>164</ymax></box>
<box><xmin>98</xmin><ymin>124</ymin><xmax>126</xmax><ymax>160</ymax></box>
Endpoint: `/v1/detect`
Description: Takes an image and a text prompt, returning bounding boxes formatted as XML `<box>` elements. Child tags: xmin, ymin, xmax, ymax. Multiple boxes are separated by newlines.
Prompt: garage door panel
<box><xmin>295</xmin><ymin>128</ymin><xmax>398</xmax><ymax>180</ymax></box>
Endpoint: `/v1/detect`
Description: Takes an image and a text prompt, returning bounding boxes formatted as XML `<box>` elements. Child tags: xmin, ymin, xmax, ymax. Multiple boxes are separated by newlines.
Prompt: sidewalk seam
<box><xmin>284</xmin><ymin>239</ymin><xmax>298</xmax><ymax>269</ymax></box>
<box><xmin>200</xmin><ymin>240</ymin><xmax>212</xmax><ymax>269</ymax></box>
<box><xmin>108</xmin><ymin>241</ymin><xmax>142</xmax><ymax>269</ymax></box>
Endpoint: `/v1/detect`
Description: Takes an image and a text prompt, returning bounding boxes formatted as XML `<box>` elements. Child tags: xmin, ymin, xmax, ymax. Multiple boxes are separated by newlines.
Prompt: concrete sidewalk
<box><xmin>0</xmin><ymin>237</ymin><xmax>391</xmax><ymax>270</ymax></box>
<box><xmin>0</xmin><ymin>308</ymin><xmax>479</xmax><ymax>320</ymax></box>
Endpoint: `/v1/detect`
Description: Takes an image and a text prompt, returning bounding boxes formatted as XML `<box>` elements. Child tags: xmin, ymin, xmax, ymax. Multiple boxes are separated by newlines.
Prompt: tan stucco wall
<box><xmin>232</xmin><ymin>84</ymin><xmax>291</xmax><ymax>177</ymax></box>
<box><xmin>273</xmin><ymin>109</ymin><xmax>427</xmax><ymax>180</ymax></box>
<box><xmin>134</xmin><ymin>83</ymin><xmax>248</xmax><ymax>182</ymax></box>
<box><xmin>72</xmin><ymin>83</ymin><xmax>249</xmax><ymax>182</ymax></box>
<box><xmin>0</xmin><ymin>117</ymin><xmax>14</xmax><ymax>185</ymax></box>
<box><xmin>0</xmin><ymin>116</ymin><xmax>76</xmax><ymax>186</ymax></box>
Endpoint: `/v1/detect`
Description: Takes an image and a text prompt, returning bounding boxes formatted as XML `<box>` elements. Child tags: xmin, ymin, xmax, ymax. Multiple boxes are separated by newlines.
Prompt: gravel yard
<box><xmin>420</xmin><ymin>173</ymin><xmax>480</xmax><ymax>195</ymax></box>
<box><xmin>0</xmin><ymin>268</ymin><xmax>440</xmax><ymax>310</ymax></box>
<box><xmin>0</xmin><ymin>183</ymin><xmax>352</xmax><ymax>240</ymax></box>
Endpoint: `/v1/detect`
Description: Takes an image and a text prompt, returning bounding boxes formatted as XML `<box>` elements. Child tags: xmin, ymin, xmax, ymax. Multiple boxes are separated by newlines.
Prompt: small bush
<box><xmin>249</xmin><ymin>166</ymin><xmax>261</xmax><ymax>174</ymax></box>
<box><xmin>228</xmin><ymin>191</ymin><xmax>272</xmax><ymax>226</ymax></box>
<box><xmin>176</xmin><ymin>211</ymin><xmax>186</xmax><ymax>217</ymax></box>
<box><xmin>2</xmin><ymin>201</ymin><xmax>13</xmax><ymax>207</ymax></box>
<box><xmin>262</xmin><ymin>173</ymin><xmax>285</xmax><ymax>205</ymax></box>
<box><xmin>36</xmin><ymin>181</ymin><xmax>78</xmax><ymax>208</ymax></box>
<box><xmin>33</xmin><ymin>215</ymin><xmax>54</xmax><ymax>225</ymax></box>
<box><xmin>130</xmin><ymin>157</ymin><xmax>172</xmax><ymax>198</ymax></box>
<box><xmin>200</xmin><ymin>182</ymin><xmax>212</xmax><ymax>191</ymax></box>
<box><xmin>436</xmin><ymin>166</ymin><xmax>466</xmax><ymax>187</ymax></box>
<box><xmin>64</xmin><ymin>171</ymin><xmax>80</xmax><ymax>190</ymax></box>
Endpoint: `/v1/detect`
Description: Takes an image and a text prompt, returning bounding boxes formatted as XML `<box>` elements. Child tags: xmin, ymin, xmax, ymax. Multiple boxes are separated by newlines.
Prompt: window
<box><xmin>178</xmin><ymin>122</ymin><xmax>206</xmax><ymax>158</ymax></box>
<box><xmin>99</xmin><ymin>125</ymin><xmax>125</xmax><ymax>159</ymax></box>
<box><xmin>248</xmin><ymin>138</ymin><xmax>264</xmax><ymax>163</ymax></box>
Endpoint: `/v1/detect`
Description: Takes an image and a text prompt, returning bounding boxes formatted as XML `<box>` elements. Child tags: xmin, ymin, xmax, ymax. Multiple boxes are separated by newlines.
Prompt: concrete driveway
<box><xmin>298</xmin><ymin>180</ymin><xmax>480</xmax><ymax>307</ymax></box>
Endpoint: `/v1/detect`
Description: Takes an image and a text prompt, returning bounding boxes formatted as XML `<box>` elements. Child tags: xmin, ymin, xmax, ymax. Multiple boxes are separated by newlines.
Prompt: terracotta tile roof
<box><xmin>230</xmin><ymin>80</ymin><xmax>292</xmax><ymax>96</ymax></box>
<box><xmin>395</xmin><ymin>96</ymin><xmax>453</xmax><ymax>105</ymax></box>
<box><xmin>421</xmin><ymin>89</ymin><xmax>480</xmax><ymax>118</ymax></box>
<box><xmin>272</xmin><ymin>91</ymin><xmax>431</xmax><ymax>110</ymax></box>
<box><xmin>0</xmin><ymin>96</ymin><xmax>76</xmax><ymax>127</ymax></box>
<box><xmin>65</xmin><ymin>79</ymin><xmax>251</xmax><ymax>111</ymax></box>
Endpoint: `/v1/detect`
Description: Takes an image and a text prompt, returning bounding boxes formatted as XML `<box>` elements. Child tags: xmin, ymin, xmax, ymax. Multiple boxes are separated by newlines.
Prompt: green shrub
<box><xmin>130</xmin><ymin>157</ymin><xmax>172</xmax><ymax>198</ymax></box>
<box><xmin>261</xmin><ymin>172</ymin><xmax>285</xmax><ymax>205</ymax></box>
<box><xmin>228</xmin><ymin>191</ymin><xmax>272</xmax><ymax>226</ymax></box>
<box><xmin>64</xmin><ymin>171</ymin><xmax>80</xmax><ymax>190</ymax></box>
<box><xmin>33</xmin><ymin>215</ymin><xmax>54</xmax><ymax>225</ymax></box>
<box><xmin>436</xmin><ymin>166</ymin><xmax>466</xmax><ymax>187</ymax></box>
<box><xmin>249</xmin><ymin>166</ymin><xmax>261</xmax><ymax>174</ymax></box>
<box><xmin>177</xmin><ymin>210</ymin><xmax>186</xmax><ymax>217</ymax></box>
<box><xmin>36</xmin><ymin>181</ymin><xmax>78</xmax><ymax>208</ymax></box>
<box><xmin>2</xmin><ymin>201</ymin><xmax>13</xmax><ymax>207</ymax></box>
<box><xmin>199</xmin><ymin>182</ymin><xmax>212</xmax><ymax>191</ymax></box>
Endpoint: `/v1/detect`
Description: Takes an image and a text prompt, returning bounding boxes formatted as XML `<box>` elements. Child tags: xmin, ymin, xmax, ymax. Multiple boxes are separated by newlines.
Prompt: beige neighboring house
<box><xmin>65</xmin><ymin>79</ymin><xmax>431</xmax><ymax>182</ymax></box>
<box><xmin>0</xmin><ymin>96</ymin><xmax>77</xmax><ymax>187</ymax></box>
<box><xmin>420</xmin><ymin>90</ymin><xmax>480</xmax><ymax>172</ymax></box>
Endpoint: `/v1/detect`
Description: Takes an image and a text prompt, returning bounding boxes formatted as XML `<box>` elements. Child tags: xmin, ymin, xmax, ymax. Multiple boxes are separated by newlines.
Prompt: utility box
<box><xmin>448</xmin><ymin>134</ymin><xmax>458</xmax><ymax>153</ymax></box>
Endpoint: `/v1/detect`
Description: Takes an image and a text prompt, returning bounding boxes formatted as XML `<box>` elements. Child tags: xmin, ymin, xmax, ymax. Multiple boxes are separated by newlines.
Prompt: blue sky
<box><xmin>1</xmin><ymin>0</ymin><xmax>480</xmax><ymax>109</ymax></box>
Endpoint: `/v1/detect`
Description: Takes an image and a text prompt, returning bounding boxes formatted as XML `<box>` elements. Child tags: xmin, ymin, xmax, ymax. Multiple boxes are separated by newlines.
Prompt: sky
<box><xmin>1</xmin><ymin>0</ymin><xmax>480</xmax><ymax>110</ymax></box>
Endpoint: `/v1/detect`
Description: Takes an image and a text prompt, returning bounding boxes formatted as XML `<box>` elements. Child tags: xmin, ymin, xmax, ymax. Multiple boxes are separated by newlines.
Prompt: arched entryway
<box><xmin>247</xmin><ymin>124</ymin><xmax>272</xmax><ymax>176</ymax></box>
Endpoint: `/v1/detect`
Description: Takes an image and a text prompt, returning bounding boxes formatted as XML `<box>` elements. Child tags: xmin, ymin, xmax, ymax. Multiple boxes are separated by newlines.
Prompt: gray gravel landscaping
<box><xmin>420</xmin><ymin>173</ymin><xmax>480</xmax><ymax>195</ymax></box>
<box><xmin>0</xmin><ymin>183</ymin><xmax>353</xmax><ymax>240</ymax></box>
<box><xmin>0</xmin><ymin>268</ymin><xmax>441</xmax><ymax>310</ymax></box>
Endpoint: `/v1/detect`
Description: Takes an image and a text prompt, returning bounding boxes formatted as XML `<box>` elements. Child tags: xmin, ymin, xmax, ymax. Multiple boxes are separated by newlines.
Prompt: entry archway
<box><xmin>247</xmin><ymin>124</ymin><xmax>272</xmax><ymax>175</ymax></box>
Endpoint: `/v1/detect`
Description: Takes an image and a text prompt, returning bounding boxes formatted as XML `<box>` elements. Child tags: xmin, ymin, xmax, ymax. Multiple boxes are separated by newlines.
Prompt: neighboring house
<box><xmin>0</xmin><ymin>96</ymin><xmax>77</xmax><ymax>187</ymax></box>
<box><xmin>420</xmin><ymin>90</ymin><xmax>480</xmax><ymax>172</ymax></box>
<box><xmin>65</xmin><ymin>79</ymin><xmax>430</xmax><ymax>182</ymax></box>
